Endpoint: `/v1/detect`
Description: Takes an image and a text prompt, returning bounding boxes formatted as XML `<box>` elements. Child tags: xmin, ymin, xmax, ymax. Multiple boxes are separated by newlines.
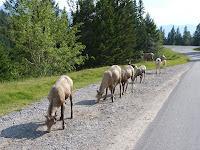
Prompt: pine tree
<box><xmin>138</xmin><ymin>0</ymin><xmax>145</xmax><ymax>21</ymax></box>
<box><xmin>72</xmin><ymin>0</ymin><xmax>137</xmax><ymax>66</ymax></box>
<box><xmin>183</xmin><ymin>26</ymin><xmax>191</xmax><ymax>45</ymax></box>
<box><xmin>0</xmin><ymin>9</ymin><xmax>10</xmax><ymax>80</ymax></box>
<box><xmin>72</xmin><ymin>0</ymin><xmax>95</xmax><ymax>67</ymax></box>
<box><xmin>193</xmin><ymin>23</ymin><xmax>200</xmax><ymax>46</ymax></box>
<box><xmin>135</xmin><ymin>0</ymin><xmax>147</xmax><ymax>52</ymax></box>
<box><xmin>175</xmin><ymin>27</ymin><xmax>183</xmax><ymax>45</ymax></box>
<box><xmin>167</xmin><ymin>26</ymin><xmax>176</xmax><ymax>45</ymax></box>
<box><xmin>159</xmin><ymin>26</ymin><xmax>164</xmax><ymax>44</ymax></box>
<box><xmin>4</xmin><ymin>0</ymin><xmax>86</xmax><ymax>77</ymax></box>
<box><xmin>145</xmin><ymin>13</ymin><xmax>158</xmax><ymax>50</ymax></box>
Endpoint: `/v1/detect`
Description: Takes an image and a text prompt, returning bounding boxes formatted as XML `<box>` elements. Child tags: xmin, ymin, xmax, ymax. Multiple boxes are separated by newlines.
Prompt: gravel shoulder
<box><xmin>0</xmin><ymin>62</ymin><xmax>193</xmax><ymax>150</ymax></box>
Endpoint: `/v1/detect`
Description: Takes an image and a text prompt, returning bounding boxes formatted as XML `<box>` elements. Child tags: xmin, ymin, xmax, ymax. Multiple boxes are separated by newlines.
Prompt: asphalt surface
<box><xmin>134</xmin><ymin>46</ymin><xmax>200</xmax><ymax>150</ymax></box>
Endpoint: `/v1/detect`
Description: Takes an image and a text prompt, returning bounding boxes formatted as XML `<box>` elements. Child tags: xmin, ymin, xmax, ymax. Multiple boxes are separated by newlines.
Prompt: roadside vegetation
<box><xmin>0</xmin><ymin>47</ymin><xmax>189</xmax><ymax>115</ymax></box>
<box><xmin>193</xmin><ymin>47</ymin><xmax>200</xmax><ymax>51</ymax></box>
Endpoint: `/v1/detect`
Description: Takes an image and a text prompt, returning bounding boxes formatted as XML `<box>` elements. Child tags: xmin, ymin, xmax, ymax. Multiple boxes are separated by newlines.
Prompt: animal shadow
<box><xmin>0</xmin><ymin>122</ymin><xmax>47</xmax><ymax>140</ymax></box>
<box><xmin>75</xmin><ymin>99</ymin><xmax>96</xmax><ymax>106</ymax></box>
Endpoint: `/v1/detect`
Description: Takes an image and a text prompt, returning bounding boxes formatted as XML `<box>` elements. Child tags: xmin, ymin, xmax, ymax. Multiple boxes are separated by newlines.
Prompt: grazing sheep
<box><xmin>121</xmin><ymin>65</ymin><xmax>134</xmax><ymax>94</ymax></box>
<box><xmin>161</xmin><ymin>55</ymin><xmax>167</xmax><ymax>61</ymax></box>
<box><xmin>44</xmin><ymin>75</ymin><xmax>73</xmax><ymax>132</ymax></box>
<box><xmin>155</xmin><ymin>58</ymin><xmax>162</xmax><ymax>74</ymax></box>
<box><xmin>141</xmin><ymin>51</ymin><xmax>154</xmax><ymax>62</ymax></box>
<box><xmin>97</xmin><ymin>65</ymin><xmax>122</xmax><ymax>102</ymax></box>
<box><xmin>163</xmin><ymin>60</ymin><xmax>166</xmax><ymax>69</ymax></box>
<box><xmin>132</xmin><ymin>65</ymin><xmax>146</xmax><ymax>83</ymax></box>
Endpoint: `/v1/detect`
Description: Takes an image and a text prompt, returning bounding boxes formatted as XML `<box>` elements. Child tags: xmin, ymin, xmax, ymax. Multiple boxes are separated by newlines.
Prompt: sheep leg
<box><xmin>122</xmin><ymin>82</ymin><xmax>125</xmax><ymax>95</ymax></box>
<box><xmin>103</xmin><ymin>88</ymin><xmax>108</xmax><ymax>100</ymax></box>
<box><xmin>119</xmin><ymin>82</ymin><xmax>122</xmax><ymax>98</ymax></box>
<box><xmin>113</xmin><ymin>85</ymin><xmax>116</xmax><ymax>94</ymax></box>
<box><xmin>55</xmin><ymin>111</ymin><xmax>57</xmax><ymax>121</ymax></box>
<box><xmin>110</xmin><ymin>88</ymin><xmax>114</xmax><ymax>102</ymax></box>
<box><xmin>131</xmin><ymin>80</ymin><xmax>133</xmax><ymax>93</ymax></box>
<box><xmin>140</xmin><ymin>74</ymin><xmax>143</xmax><ymax>83</ymax></box>
<box><xmin>125</xmin><ymin>81</ymin><xmax>128</xmax><ymax>93</ymax></box>
<box><xmin>158</xmin><ymin>65</ymin><xmax>161</xmax><ymax>74</ymax></box>
<box><xmin>60</xmin><ymin>105</ymin><xmax>64</xmax><ymax>120</ymax></box>
<box><xmin>61</xmin><ymin>102</ymin><xmax>66</xmax><ymax>129</ymax></box>
<box><xmin>156</xmin><ymin>66</ymin><xmax>157</xmax><ymax>74</ymax></box>
<box><xmin>70</xmin><ymin>95</ymin><xmax>73</xmax><ymax>119</ymax></box>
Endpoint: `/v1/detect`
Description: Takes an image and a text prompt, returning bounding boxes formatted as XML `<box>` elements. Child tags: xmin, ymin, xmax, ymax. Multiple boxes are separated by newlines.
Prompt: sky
<box><xmin>144</xmin><ymin>0</ymin><xmax>200</xmax><ymax>26</ymax></box>
<box><xmin>1</xmin><ymin>0</ymin><xmax>200</xmax><ymax>26</ymax></box>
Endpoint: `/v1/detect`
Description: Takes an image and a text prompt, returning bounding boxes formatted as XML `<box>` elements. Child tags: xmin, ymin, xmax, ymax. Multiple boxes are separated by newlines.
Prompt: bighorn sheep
<box><xmin>161</xmin><ymin>55</ymin><xmax>166</xmax><ymax>61</ymax></box>
<box><xmin>141</xmin><ymin>51</ymin><xmax>154</xmax><ymax>62</ymax></box>
<box><xmin>132</xmin><ymin>65</ymin><xmax>146</xmax><ymax>83</ymax></box>
<box><xmin>97</xmin><ymin>65</ymin><xmax>122</xmax><ymax>102</ymax></box>
<box><xmin>44</xmin><ymin>75</ymin><xmax>73</xmax><ymax>132</ymax></box>
<box><xmin>121</xmin><ymin>65</ymin><xmax>134</xmax><ymax>94</ymax></box>
<box><xmin>155</xmin><ymin>58</ymin><xmax>162</xmax><ymax>74</ymax></box>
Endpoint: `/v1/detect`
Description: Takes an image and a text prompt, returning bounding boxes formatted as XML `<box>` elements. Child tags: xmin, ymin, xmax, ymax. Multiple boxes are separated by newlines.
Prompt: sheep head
<box><xmin>96</xmin><ymin>90</ymin><xmax>103</xmax><ymax>103</ymax></box>
<box><xmin>44</xmin><ymin>114</ymin><xmax>56</xmax><ymax>132</ymax></box>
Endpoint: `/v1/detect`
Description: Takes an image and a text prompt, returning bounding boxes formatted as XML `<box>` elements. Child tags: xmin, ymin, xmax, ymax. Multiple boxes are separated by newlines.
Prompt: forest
<box><xmin>161</xmin><ymin>24</ymin><xmax>200</xmax><ymax>46</ymax></box>
<box><xmin>0</xmin><ymin>0</ymin><xmax>199</xmax><ymax>82</ymax></box>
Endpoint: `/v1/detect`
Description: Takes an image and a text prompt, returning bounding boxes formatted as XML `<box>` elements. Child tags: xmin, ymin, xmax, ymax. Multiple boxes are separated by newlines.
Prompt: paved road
<box><xmin>134</xmin><ymin>46</ymin><xmax>200</xmax><ymax>150</ymax></box>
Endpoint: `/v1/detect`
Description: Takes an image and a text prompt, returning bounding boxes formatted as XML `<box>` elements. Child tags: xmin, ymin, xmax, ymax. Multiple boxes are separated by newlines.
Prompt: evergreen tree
<box><xmin>0</xmin><ymin>9</ymin><xmax>15</xmax><ymax>80</ymax></box>
<box><xmin>72</xmin><ymin>0</ymin><xmax>137</xmax><ymax>66</ymax></box>
<box><xmin>175</xmin><ymin>27</ymin><xmax>183</xmax><ymax>45</ymax></box>
<box><xmin>145</xmin><ymin>13</ymin><xmax>158</xmax><ymax>50</ymax></box>
<box><xmin>193</xmin><ymin>23</ymin><xmax>200</xmax><ymax>46</ymax></box>
<box><xmin>167</xmin><ymin>26</ymin><xmax>176</xmax><ymax>45</ymax></box>
<box><xmin>159</xmin><ymin>26</ymin><xmax>164</xmax><ymax>44</ymax></box>
<box><xmin>114</xmin><ymin>0</ymin><xmax>137</xmax><ymax>64</ymax></box>
<box><xmin>138</xmin><ymin>0</ymin><xmax>145</xmax><ymax>21</ymax></box>
<box><xmin>4</xmin><ymin>0</ymin><xmax>86</xmax><ymax>78</ymax></box>
<box><xmin>72</xmin><ymin>0</ymin><xmax>95</xmax><ymax>67</ymax></box>
<box><xmin>135</xmin><ymin>0</ymin><xmax>147</xmax><ymax>52</ymax></box>
<box><xmin>183</xmin><ymin>26</ymin><xmax>191</xmax><ymax>45</ymax></box>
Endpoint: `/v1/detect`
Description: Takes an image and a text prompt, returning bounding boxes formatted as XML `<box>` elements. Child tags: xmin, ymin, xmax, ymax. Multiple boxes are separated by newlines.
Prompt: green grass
<box><xmin>0</xmin><ymin>47</ymin><xmax>190</xmax><ymax>115</ymax></box>
<box><xmin>193</xmin><ymin>47</ymin><xmax>200</xmax><ymax>51</ymax></box>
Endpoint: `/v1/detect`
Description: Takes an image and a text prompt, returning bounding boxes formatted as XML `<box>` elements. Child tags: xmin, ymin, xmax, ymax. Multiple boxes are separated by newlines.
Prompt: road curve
<box><xmin>134</xmin><ymin>46</ymin><xmax>200</xmax><ymax>150</ymax></box>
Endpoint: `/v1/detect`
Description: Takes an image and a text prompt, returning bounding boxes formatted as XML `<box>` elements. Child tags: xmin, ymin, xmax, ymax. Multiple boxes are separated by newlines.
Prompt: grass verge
<box><xmin>0</xmin><ymin>47</ymin><xmax>190</xmax><ymax>115</ymax></box>
<box><xmin>193</xmin><ymin>47</ymin><xmax>200</xmax><ymax>51</ymax></box>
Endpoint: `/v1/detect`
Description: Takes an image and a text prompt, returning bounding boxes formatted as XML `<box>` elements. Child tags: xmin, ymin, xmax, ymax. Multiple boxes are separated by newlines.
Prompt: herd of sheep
<box><xmin>44</xmin><ymin>52</ymin><xmax>167</xmax><ymax>132</ymax></box>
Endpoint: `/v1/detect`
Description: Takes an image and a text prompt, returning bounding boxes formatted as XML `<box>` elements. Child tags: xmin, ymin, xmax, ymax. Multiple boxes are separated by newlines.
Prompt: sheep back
<box><xmin>139</xmin><ymin>65</ymin><xmax>146</xmax><ymax>73</ymax></box>
<box><xmin>134</xmin><ymin>68</ymin><xmax>142</xmax><ymax>77</ymax></box>
<box><xmin>49</xmin><ymin>75</ymin><xmax>73</xmax><ymax>105</ymax></box>
<box><xmin>108</xmin><ymin>65</ymin><xmax>121</xmax><ymax>83</ymax></box>
<box><xmin>122</xmin><ymin>65</ymin><xmax>134</xmax><ymax>81</ymax></box>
